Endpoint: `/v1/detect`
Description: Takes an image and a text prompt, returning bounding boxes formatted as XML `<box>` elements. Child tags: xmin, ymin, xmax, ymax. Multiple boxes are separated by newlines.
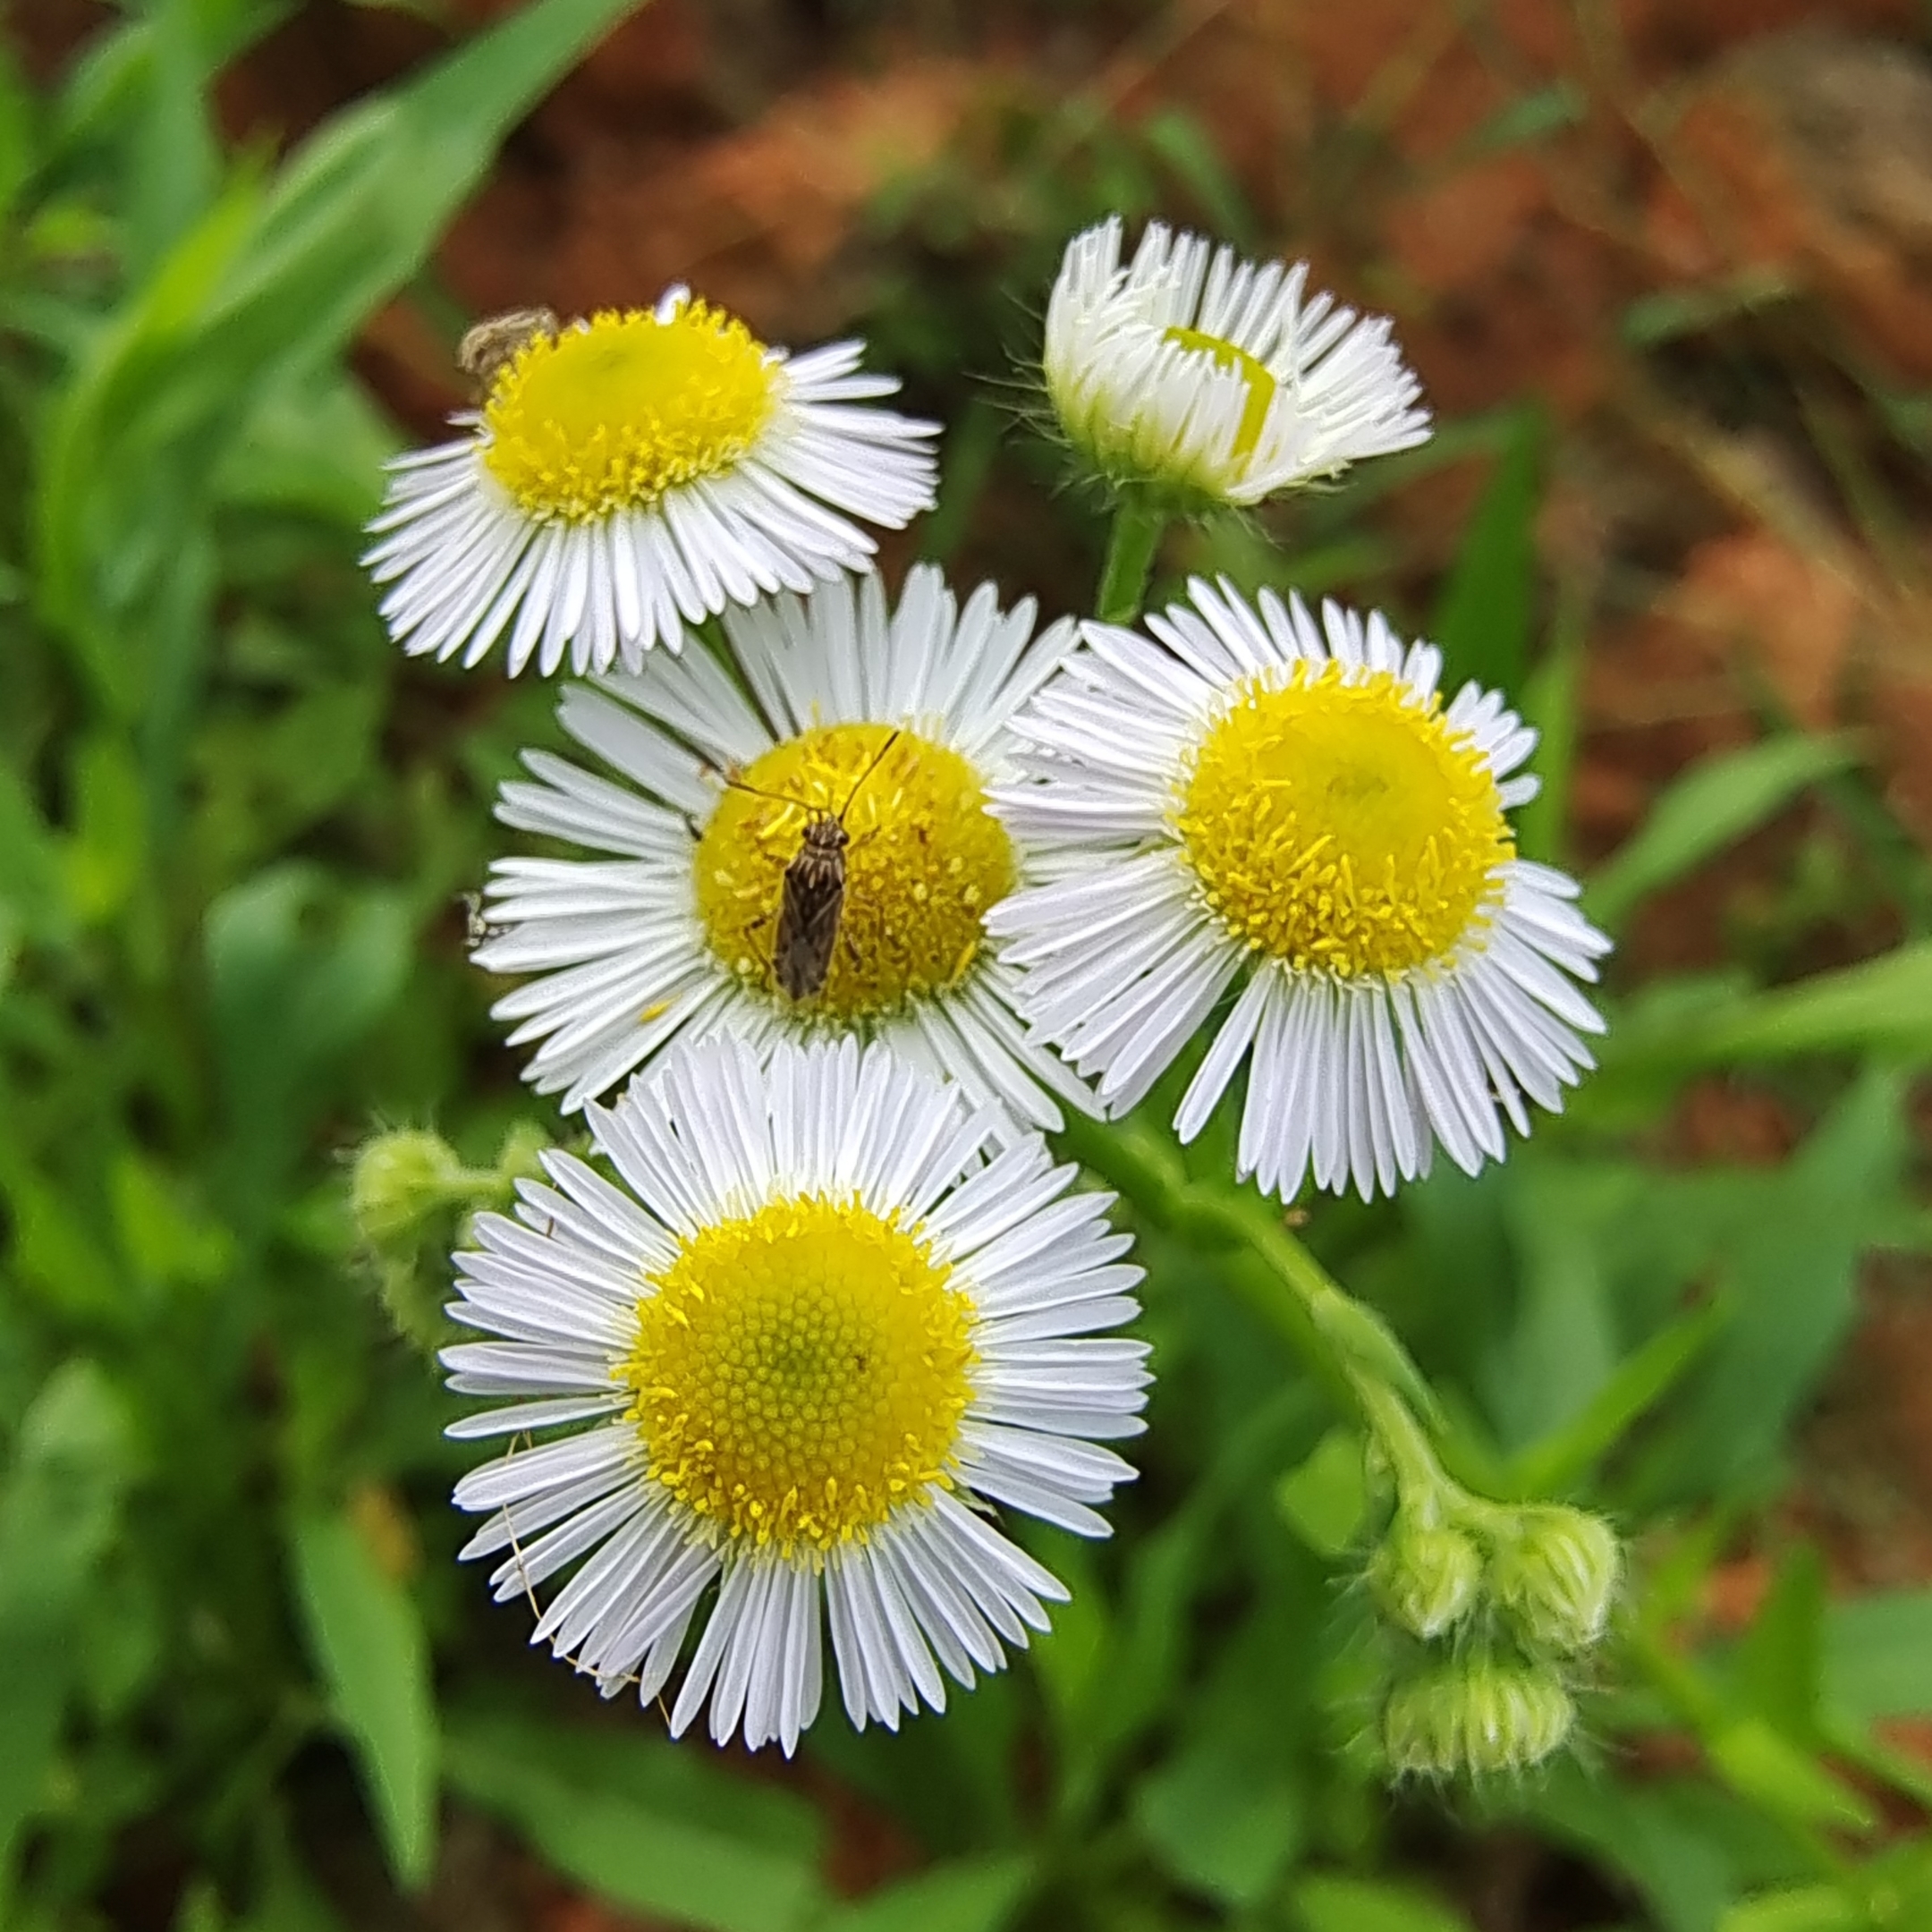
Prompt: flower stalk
<box><xmin>1095</xmin><ymin>496</ymin><xmax>1166</xmax><ymax>625</ymax></box>
<box><xmin>1052</xmin><ymin>1109</ymin><xmax>1450</xmax><ymax>1516</ymax></box>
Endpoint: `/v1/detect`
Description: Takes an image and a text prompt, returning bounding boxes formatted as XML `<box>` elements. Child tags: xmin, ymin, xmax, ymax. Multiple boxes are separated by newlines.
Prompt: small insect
<box><xmin>456</xmin><ymin>307</ymin><xmax>559</xmax><ymax>391</ymax></box>
<box><xmin>723</xmin><ymin>731</ymin><xmax>902</xmax><ymax>1002</ymax></box>
<box><xmin>460</xmin><ymin>891</ymin><xmax>508</xmax><ymax>951</ymax></box>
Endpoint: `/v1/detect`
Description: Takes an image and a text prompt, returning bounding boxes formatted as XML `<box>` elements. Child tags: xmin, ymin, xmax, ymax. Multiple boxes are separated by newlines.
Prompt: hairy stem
<box><xmin>1095</xmin><ymin>496</ymin><xmax>1165</xmax><ymax>624</ymax></box>
<box><xmin>1056</xmin><ymin>1109</ymin><xmax>1463</xmax><ymax>1516</ymax></box>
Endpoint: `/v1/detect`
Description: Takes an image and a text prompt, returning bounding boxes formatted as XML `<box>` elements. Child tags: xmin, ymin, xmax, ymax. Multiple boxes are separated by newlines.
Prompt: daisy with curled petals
<box><xmin>472</xmin><ymin>564</ymin><xmax>1096</xmax><ymax>1131</ymax></box>
<box><xmin>362</xmin><ymin>289</ymin><xmax>937</xmax><ymax>676</ymax></box>
<box><xmin>445</xmin><ymin>1035</ymin><xmax>1148</xmax><ymax>1754</ymax></box>
<box><xmin>987</xmin><ymin>579</ymin><xmax>1612</xmax><ymax>1203</ymax></box>
<box><xmin>1045</xmin><ymin>216</ymin><xmax>1431</xmax><ymax>511</ymax></box>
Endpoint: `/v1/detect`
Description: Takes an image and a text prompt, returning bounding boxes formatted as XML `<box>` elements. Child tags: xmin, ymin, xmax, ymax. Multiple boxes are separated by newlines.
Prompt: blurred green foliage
<box><xmin>3</xmin><ymin>4</ymin><xmax>1932</xmax><ymax>1930</ymax></box>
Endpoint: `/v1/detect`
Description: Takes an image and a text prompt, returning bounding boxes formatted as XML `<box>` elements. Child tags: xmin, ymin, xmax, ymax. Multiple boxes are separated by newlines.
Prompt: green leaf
<box><xmin>1597</xmin><ymin>947</ymin><xmax>1932</xmax><ymax>1091</ymax></box>
<box><xmin>0</xmin><ymin>1156</ymin><xmax>125</xmax><ymax>1322</ymax></box>
<box><xmin>1429</xmin><ymin>405</ymin><xmax>1539</xmax><ymax>694</ymax></box>
<box><xmin>1489</xmin><ymin>1160</ymin><xmax>1621</xmax><ymax>1450</ymax></box>
<box><xmin>124</xmin><ymin>0</ymin><xmax>222</xmax><ymax>275</ymax></box>
<box><xmin>1683</xmin><ymin>943</ymin><xmax>1932</xmax><ymax>1066</ymax></box>
<box><xmin>0</xmin><ymin>38</ymin><xmax>33</xmax><ymax>246</ymax></box>
<box><xmin>35</xmin><ymin>167</ymin><xmax>263</xmax><ymax>673</ymax></box>
<box><xmin>110</xmin><ymin>1149</ymin><xmax>234</xmax><ymax>1292</ymax></box>
<box><xmin>1023</xmin><ymin>1528</ymin><xmax>1110</xmax><ymax>1743</ymax></box>
<box><xmin>1141</xmin><ymin>109</ymin><xmax>1255</xmax><ymax>248</ymax></box>
<box><xmin>1136</xmin><ymin>1735</ymin><xmax>1301</xmax><ymax>1908</ymax></box>
<box><xmin>1735</xmin><ymin>1545</ymin><xmax>1826</xmax><ymax>1741</ymax></box>
<box><xmin>37</xmin><ymin>0</ymin><xmax>645</xmax><ymax>662</ymax></box>
<box><xmin>1091</xmin><ymin>1390</ymin><xmax>1307</xmax><ymax>1760</ymax></box>
<box><xmin>62</xmin><ymin>733</ymin><xmax>146</xmax><ymax>926</ymax></box>
<box><xmin>204</xmin><ymin>865</ymin><xmax>412</xmax><ymax>1211</ymax></box>
<box><xmin>823</xmin><ymin>1857</ymin><xmax>1031</xmax><ymax>1932</ymax></box>
<box><xmin>0</xmin><ymin>1364</ymin><xmax>134</xmax><ymax>1911</ymax></box>
<box><xmin>443</xmin><ymin>1708</ymin><xmax>825</xmax><ymax>1932</ymax></box>
<box><xmin>1588</xmin><ymin>735</ymin><xmax>1862</xmax><ymax>933</ymax></box>
<box><xmin>1640</xmin><ymin>1069</ymin><xmax>1905</xmax><ymax>1499</ymax></box>
<box><xmin>1275</xmin><ymin>1428</ymin><xmax>1368</xmax><ymax>1558</ymax></box>
<box><xmin>197</xmin><ymin>0</ymin><xmax>643</xmax><ymax>390</ymax></box>
<box><xmin>1822</xmin><ymin>1590</ymin><xmax>1932</xmax><ymax>1726</ymax></box>
<box><xmin>1717</xmin><ymin>1886</ymin><xmax>1860</xmax><ymax>1932</ymax></box>
<box><xmin>1504</xmin><ymin>1284</ymin><xmax>1729</xmax><ymax>1498</ymax></box>
<box><xmin>1530</xmin><ymin>1767</ymin><xmax>1786</xmax><ymax>1932</ymax></box>
<box><xmin>0</xmin><ymin>763</ymin><xmax>72</xmax><ymax>947</ymax></box>
<box><xmin>1293</xmin><ymin>1873</ymin><xmax>1473</xmax><ymax>1932</ymax></box>
<box><xmin>1623</xmin><ymin>270</ymin><xmax>1795</xmax><ymax>349</ymax></box>
<box><xmin>1463</xmin><ymin>80</ymin><xmax>1586</xmax><ymax>157</ymax></box>
<box><xmin>212</xmin><ymin>369</ymin><xmax>394</xmax><ymax>528</ymax></box>
<box><xmin>289</xmin><ymin>1510</ymin><xmax>438</xmax><ymax>1892</ymax></box>
<box><xmin>1707</xmin><ymin>1719</ymin><xmax>1873</xmax><ymax>1835</ymax></box>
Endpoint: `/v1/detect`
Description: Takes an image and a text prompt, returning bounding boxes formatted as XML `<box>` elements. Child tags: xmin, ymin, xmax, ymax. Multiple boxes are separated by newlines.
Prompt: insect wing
<box><xmin>774</xmin><ymin>843</ymin><xmax>846</xmax><ymax>999</ymax></box>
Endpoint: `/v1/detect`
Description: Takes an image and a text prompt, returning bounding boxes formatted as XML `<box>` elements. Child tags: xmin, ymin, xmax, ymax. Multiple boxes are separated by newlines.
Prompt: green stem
<box><xmin>1056</xmin><ymin>1110</ymin><xmax>1462</xmax><ymax>1517</ymax></box>
<box><xmin>1095</xmin><ymin>496</ymin><xmax>1165</xmax><ymax>624</ymax></box>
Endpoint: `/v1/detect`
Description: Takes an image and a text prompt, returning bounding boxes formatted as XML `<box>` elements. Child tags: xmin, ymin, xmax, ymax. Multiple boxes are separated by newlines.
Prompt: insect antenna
<box><xmin>707</xmin><ymin>727</ymin><xmax>902</xmax><ymax>821</ymax></box>
<box><xmin>835</xmin><ymin>727</ymin><xmax>902</xmax><ymax>825</ymax></box>
<box><xmin>707</xmin><ymin>759</ymin><xmax>813</xmax><ymax>813</ymax></box>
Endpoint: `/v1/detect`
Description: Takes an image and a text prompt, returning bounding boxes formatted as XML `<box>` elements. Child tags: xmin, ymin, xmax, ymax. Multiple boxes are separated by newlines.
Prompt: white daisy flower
<box><xmin>1045</xmin><ymin>216</ymin><xmax>1431</xmax><ymax>509</ymax></box>
<box><xmin>987</xmin><ymin>579</ymin><xmax>1611</xmax><ymax>1203</ymax></box>
<box><xmin>362</xmin><ymin>291</ymin><xmax>937</xmax><ymax>676</ymax></box>
<box><xmin>473</xmin><ymin>564</ymin><xmax>1097</xmax><ymax>1132</ymax></box>
<box><xmin>445</xmin><ymin>1035</ymin><xmax>1148</xmax><ymax>1754</ymax></box>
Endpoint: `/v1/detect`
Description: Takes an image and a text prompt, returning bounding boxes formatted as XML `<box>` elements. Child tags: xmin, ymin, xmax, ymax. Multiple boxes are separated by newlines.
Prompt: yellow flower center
<box><xmin>480</xmin><ymin>303</ymin><xmax>779</xmax><ymax>523</ymax></box>
<box><xmin>693</xmin><ymin>723</ymin><xmax>1016</xmax><ymax>1018</ymax></box>
<box><xmin>1175</xmin><ymin>661</ymin><xmax>1513</xmax><ymax>978</ymax></box>
<box><xmin>1163</xmin><ymin>325</ymin><xmax>1277</xmax><ymax>463</ymax></box>
<box><xmin>620</xmin><ymin>1195</ymin><xmax>977</xmax><ymax>1554</ymax></box>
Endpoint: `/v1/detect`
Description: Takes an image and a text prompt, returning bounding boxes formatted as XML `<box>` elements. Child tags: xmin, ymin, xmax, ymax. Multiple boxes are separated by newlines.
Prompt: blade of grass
<box><xmin>1588</xmin><ymin>734</ymin><xmax>1863</xmax><ymax>933</ymax></box>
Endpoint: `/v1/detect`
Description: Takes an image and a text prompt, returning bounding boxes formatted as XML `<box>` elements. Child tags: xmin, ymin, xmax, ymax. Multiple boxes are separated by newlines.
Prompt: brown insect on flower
<box><xmin>460</xmin><ymin>890</ymin><xmax>509</xmax><ymax>951</ymax></box>
<box><xmin>455</xmin><ymin>307</ymin><xmax>559</xmax><ymax>392</ymax></box>
<box><xmin>720</xmin><ymin>730</ymin><xmax>902</xmax><ymax>1001</ymax></box>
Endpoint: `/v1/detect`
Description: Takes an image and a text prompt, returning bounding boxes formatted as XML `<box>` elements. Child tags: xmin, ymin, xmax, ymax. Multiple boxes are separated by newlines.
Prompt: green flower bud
<box><xmin>351</xmin><ymin>1129</ymin><xmax>465</xmax><ymax>1250</ymax></box>
<box><xmin>1383</xmin><ymin>1654</ymin><xmax>1575</xmax><ymax>1779</ymax></box>
<box><xmin>371</xmin><ymin>1252</ymin><xmax>450</xmax><ymax>1358</ymax></box>
<box><xmin>1368</xmin><ymin>1516</ymin><xmax>1483</xmax><ymax>1640</ymax></box>
<box><xmin>492</xmin><ymin>1120</ymin><xmax>553</xmax><ymax>1191</ymax></box>
<box><xmin>1490</xmin><ymin>1505</ymin><xmax>1621</xmax><ymax>1655</ymax></box>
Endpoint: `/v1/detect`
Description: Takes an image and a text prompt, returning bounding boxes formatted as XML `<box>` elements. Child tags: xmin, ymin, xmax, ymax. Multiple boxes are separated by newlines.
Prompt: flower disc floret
<box><xmin>482</xmin><ymin>303</ymin><xmax>779</xmax><ymax>523</ymax></box>
<box><xmin>621</xmin><ymin>1194</ymin><xmax>975</xmax><ymax>1555</ymax></box>
<box><xmin>1176</xmin><ymin>660</ymin><xmax>1513</xmax><ymax>979</ymax></box>
<box><xmin>696</xmin><ymin>722</ymin><xmax>1017</xmax><ymax>1017</ymax></box>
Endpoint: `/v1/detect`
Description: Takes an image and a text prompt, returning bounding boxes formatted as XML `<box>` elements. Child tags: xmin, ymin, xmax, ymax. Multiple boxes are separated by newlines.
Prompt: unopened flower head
<box><xmin>352</xmin><ymin>1129</ymin><xmax>465</xmax><ymax>1250</ymax></box>
<box><xmin>475</xmin><ymin>564</ymin><xmax>1097</xmax><ymax>1132</ymax></box>
<box><xmin>363</xmin><ymin>291</ymin><xmax>937</xmax><ymax>675</ymax></box>
<box><xmin>1491</xmin><ymin>1505</ymin><xmax>1621</xmax><ymax>1654</ymax></box>
<box><xmin>1044</xmin><ymin>217</ymin><xmax>1430</xmax><ymax>512</ymax></box>
<box><xmin>988</xmin><ymin>578</ymin><xmax>1611</xmax><ymax>1202</ymax></box>
<box><xmin>1369</xmin><ymin>1516</ymin><xmax>1483</xmax><ymax>1641</ymax></box>
<box><xmin>1383</xmin><ymin>1654</ymin><xmax>1575</xmax><ymax>1780</ymax></box>
<box><xmin>444</xmin><ymin>1036</ymin><xmax>1148</xmax><ymax>1754</ymax></box>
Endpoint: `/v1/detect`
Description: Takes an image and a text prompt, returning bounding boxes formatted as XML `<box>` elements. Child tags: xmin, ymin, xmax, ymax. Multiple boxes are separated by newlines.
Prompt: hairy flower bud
<box><xmin>1490</xmin><ymin>1505</ymin><xmax>1621</xmax><ymax>1654</ymax></box>
<box><xmin>1383</xmin><ymin>1654</ymin><xmax>1575</xmax><ymax>1778</ymax></box>
<box><xmin>1369</xmin><ymin>1516</ymin><xmax>1484</xmax><ymax>1640</ymax></box>
<box><xmin>351</xmin><ymin>1129</ymin><xmax>465</xmax><ymax>1250</ymax></box>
